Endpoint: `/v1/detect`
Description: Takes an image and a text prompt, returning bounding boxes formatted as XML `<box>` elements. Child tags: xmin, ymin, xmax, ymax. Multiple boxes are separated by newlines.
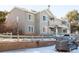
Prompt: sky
<box><xmin>0</xmin><ymin>5</ymin><xmax>79</xmax><ymax>18</ymax></box>
<box><xmin>0</xmin><ymin>0</ymin><xmax>79</xmax><ymax>18</ymax></box>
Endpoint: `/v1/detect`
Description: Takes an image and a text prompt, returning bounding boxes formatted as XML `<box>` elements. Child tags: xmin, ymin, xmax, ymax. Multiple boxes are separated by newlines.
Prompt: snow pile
<box><xmin>3</xmin><ymin>45</ymin><xmax>79</xmax><ymax>53</ymax></box>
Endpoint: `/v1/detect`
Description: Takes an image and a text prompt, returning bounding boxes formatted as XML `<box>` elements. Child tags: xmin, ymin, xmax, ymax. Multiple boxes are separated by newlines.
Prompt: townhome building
<box><xmin>5</xmin><ymin>7</ymin><xmax>70</xmax><ymax>35</ymax></box>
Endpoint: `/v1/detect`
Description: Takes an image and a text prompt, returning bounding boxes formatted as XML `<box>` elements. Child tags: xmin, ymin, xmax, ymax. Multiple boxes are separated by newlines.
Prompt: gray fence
<box><xmin>0</xmin><ymin>34</ymin><xmax>56</xmax><ymax>42</ymax></box>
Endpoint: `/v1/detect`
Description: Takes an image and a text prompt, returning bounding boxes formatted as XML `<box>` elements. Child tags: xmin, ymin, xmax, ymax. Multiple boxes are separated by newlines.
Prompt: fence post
<box><xmin>11</xmin><ymin>32</ymin><xmax>12</xmax><ymax>39</ymax></box>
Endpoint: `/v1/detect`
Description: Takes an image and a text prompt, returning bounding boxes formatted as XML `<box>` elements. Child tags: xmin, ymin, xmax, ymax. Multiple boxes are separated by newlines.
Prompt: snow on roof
<box><xmin>9</xmin><ymin>7</ymin><xmax>60</xmax><ymax>20</ymax></box>
<box><xmin>14</xmin><ymin>7</ymin><xmax>37</xmax><ymax>14</ymax></box>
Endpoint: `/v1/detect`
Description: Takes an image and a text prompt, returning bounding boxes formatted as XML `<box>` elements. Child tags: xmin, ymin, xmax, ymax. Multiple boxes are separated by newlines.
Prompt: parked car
<box><xmin>55</xmin><ymin>34</ymin><xmax>78</xmax><ymax>52</ymax></box>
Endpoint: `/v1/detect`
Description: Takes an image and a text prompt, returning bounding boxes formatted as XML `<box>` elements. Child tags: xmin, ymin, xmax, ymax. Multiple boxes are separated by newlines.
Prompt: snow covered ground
<box><xmin>2</xmin><ymin>45</ymin><xmax>79</xmax><ymax>53</ymax></box>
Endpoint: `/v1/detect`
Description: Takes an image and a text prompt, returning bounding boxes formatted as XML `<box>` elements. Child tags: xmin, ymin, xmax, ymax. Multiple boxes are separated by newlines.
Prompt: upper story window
<box><xmin>62</xmin><ymin>21</ymin><xmax>67</xmax><ymax>25</ymax></box>
<box><xmin>43</xmin><ymin>16</ymin><xmax>47</xmax><ymax>21</ymax></box>
<box><xmin>29</xmin><ymin>15</ymin><xmax>31</xmax><ymax>20</ymax></box>
<box><xmin>50</xmin><ymin>17</ymin><xmax>54</xmax><ymax>20</ymax></box>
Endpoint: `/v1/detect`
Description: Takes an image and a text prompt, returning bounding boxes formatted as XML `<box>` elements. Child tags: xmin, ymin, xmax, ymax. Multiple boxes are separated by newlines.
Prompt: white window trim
<box><xmin>42</xmin><ymin>16</ymin><xmax>48</xmax><ymax>21</ymax></box>
<box><xmin>28</xmin><ymin>25</ymin><xmax>34</xmax><ymax>32</ymax></box>
<box><xmin>28</xmin><ymin>14</ymin><xmax>33</xmax><ymax>21</ymax></box>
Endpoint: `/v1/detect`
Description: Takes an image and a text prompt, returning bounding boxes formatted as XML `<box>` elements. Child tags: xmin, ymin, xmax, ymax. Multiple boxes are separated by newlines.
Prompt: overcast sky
<box><xmin>0</xmin><ymin>0</ymin><xmax>79</xmax><ymax>18</ymax></box>
<box><xmin>0</xmin><ymin>5</ymin><xmax>79</xmax><ymax>18</ymax></box>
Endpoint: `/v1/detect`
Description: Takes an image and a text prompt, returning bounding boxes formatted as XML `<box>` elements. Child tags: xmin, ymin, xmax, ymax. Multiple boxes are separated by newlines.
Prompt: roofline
<box><xmin>10</xmin><ymin>7</ymin><xmax>37</xmax><ymax>14</ymax></box>
<box><xmin>7</xmin><ymin>7</ymin><xmax>57</xmax><ymax>18</ymax></box>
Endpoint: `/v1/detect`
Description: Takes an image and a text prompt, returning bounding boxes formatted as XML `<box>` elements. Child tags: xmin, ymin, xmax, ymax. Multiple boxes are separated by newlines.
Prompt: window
<box><xmin>31</xmin><ymin>27</ymin><xmax>33</xmax><ymax>32</ymax></box>
<box><xmin>29</xmin><ymin>26</ymin><xmax>31</xmax><ymax>32</ymax></box>
<box><xmin>29</xmin><ymin>15</ymin><xmax>31</xmax><ymax>20</ymax></box>
<box><xmin>63</xmin><ymin>29</ymin><xmax>67</xmax><ymax>33</ymax></box>
<box><xmin>62</xmin><ymin>21</ymin><xmax>67</xmax><ymax>25</ymax></box>
<box><xmin>50</xmin><ymin>17</ymin><xmax>54</xmax><ymax>20</ymax></box>
<box><xmin>28</xmin><ymin>26</ymin><xmax>33</xmax><ymax>32</ymax></box>
<box><xmin>43</xmin><ymin>16</ymin><xmax>46</xmax><ymax>21</ymax></box>
<box><xmin>43</xmin><ymin>26</ymin><xmax>47</xmax><ymax>32</ymax></box>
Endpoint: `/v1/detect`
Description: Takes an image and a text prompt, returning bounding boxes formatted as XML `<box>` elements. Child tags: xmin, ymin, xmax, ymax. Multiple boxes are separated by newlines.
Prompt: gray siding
<box><xmin>6</xmin><ymin>8</ymin><xmax>26</xmax><ymax>33</ymax></box>
<box><xmin>39</xmin><ymin>11</ymin><xmax>49</xmax><ymax>35</ymax></box>
<box><xmin>5</xmin><ymin>8</ymin><xmax>35</xmax><ymax>33</ymax></box>
<box><xmin>24</xmin><ymin>12</ymin><xmax>35</xmax><ymax>33</ymax></box>
<box><xmin>5</xmin><ymin>7</ymin><xmax>70</xmax><ymax>35</ymax></box>
<box><xmin>35</xmin><ymin>13</ymin><xmax>40</xmax><ymax>34</ymax></box>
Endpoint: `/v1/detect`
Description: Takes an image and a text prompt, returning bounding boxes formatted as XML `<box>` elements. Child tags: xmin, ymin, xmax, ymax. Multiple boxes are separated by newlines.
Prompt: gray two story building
<box><xmin>5</xmin><ymin>7</ymin><xmax>70</xmax><ymax>35</ymax></box>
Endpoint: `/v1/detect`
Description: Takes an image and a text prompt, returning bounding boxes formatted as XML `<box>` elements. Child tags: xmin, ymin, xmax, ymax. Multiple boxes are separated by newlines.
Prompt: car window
<box><xmin>64</xmin><ymin>34</ymin><xmax>69</xmax><ymax>36</ymax></box>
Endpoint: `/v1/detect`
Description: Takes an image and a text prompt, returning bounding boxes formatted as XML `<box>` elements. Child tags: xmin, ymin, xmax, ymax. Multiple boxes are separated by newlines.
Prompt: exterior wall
<box><xmin>54</xmin><ymin>19</ymin><xmax>62</xmax><ymax>26</ymax></box>
<box><xmin>48</xmin><ymin>18</ymin><xmax>62</xmax><ymax>35</ymax></box>
<box><xmin>5</xmin><ymin>8</ymin><xmax>35</xmax><ymax>34</ymax></box>
<box><xmin>24</xmin><ymin>12</ymin><xmax>35</xmax><ymax>33</ymax></box>
<box><xmin>35</xmin><ymin>10</ymin><xmax>55</xmax><ymax>35</ymax></box>
<box><xmin>60</xmin><ymin>18</ymin><xmax>70</xmax><ymax>34</ymax></box>
<box><xmin>5</xmin><ymin>7</ymin><xmax>70</xmax><ymax>35</ymax></box>
<box><xmin>35</xmin><ymin>13</ymin><xmax>40</xmax><ymax>34</ymax></box>
<box><xmin>39</xmin><ymin>11</ymin><xmax>49</xmax><ymax>35</ymax></box>
<box><xmin>5</xmin><ymin>8</ymin><xmax>26</xmax><ymax>33</ymax></box>
<box><xmin>48</xmin><ymin>17</ymin><xmax>70</xmax><ymax>35</ymax></box>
